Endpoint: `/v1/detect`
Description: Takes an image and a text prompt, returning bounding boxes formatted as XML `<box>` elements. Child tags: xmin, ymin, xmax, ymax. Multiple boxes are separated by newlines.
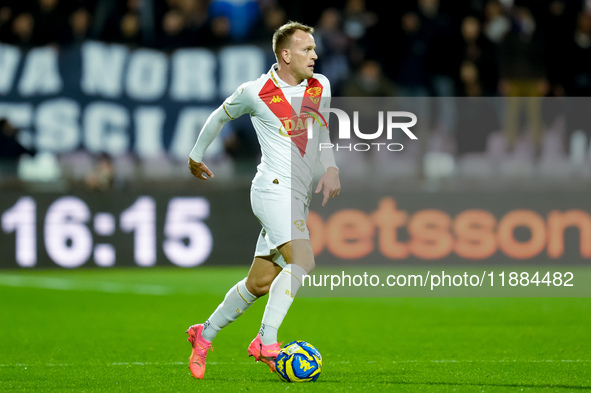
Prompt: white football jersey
<box><xmin>222</xmin><ymin>64</ymin><xmax>334</xmax><ymax>202</ymax></box>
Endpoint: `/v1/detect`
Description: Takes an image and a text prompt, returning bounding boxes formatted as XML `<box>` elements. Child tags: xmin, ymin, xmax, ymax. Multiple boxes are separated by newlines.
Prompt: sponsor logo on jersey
<box><xmin>269</xmin><ymin>95</ymin><xmax>284</xmax><ymax>104</ymax></box>
<box><xmin>278</xmin><ymin>127</ymin><xmax>308</xmax><ymax>138</ymax></box>
<box><xmin>278</xmin><ymin>117</ymin><xmax>310</xmax><ymax>138</ymax></box>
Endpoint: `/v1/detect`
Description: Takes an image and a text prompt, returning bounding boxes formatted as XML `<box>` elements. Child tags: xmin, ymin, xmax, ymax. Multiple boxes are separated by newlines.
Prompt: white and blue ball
<box><xmin>275</xmin><ymin>340</ymin><xmax>322</xmax><ymax>382</ymax></box>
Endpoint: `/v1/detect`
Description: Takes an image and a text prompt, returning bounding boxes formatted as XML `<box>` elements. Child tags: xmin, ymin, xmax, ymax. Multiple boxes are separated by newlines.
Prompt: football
<box><xmin>275</xmin><ymin>340</ymin><xmax>322</xmax><ymax>382</ymax></box>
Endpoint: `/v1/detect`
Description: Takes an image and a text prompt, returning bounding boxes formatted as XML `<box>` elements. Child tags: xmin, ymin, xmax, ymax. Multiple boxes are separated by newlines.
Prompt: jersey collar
<box><xmin>269</xmin><ymin>64</ymin><xmax>309</xmax><ymax>88</ymax></box>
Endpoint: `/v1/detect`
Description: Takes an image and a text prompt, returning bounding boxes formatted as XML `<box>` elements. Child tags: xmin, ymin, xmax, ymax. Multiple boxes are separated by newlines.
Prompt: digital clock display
<box><xmin>1</xmin><ymin>194</ymin><xmax>215</xmax><ymax>268</ymax></box>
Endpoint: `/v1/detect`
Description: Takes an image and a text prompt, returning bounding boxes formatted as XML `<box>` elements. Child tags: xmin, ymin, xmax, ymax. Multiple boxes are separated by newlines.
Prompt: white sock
<box><xmin>202</xmin><ymin>278</ymin><xmax>257</xmax><ymax>342</ymax></box>
<box><xmin>260</xmin><ymin>263</ymin><xmax>307</xmax><ymax>345</ymax></box>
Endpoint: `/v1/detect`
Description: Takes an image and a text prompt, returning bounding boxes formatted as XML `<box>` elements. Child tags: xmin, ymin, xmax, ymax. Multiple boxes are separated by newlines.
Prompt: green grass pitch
<box><xmin>1</xmin><ymin>267</ymin><xmax>590</xmax><ymax>392</ymax></box>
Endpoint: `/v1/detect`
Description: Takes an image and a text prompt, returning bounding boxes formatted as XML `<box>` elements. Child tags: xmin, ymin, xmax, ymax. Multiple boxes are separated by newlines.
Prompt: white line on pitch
<box><xmin>0</xmin><ymin>275</ymin><xmax>173</xmax><ymax>296</ymax></box>
<box><xmin>1</xmin><ymin>360</ymin><xmax>589</xmax><ymax>368</ymax></box>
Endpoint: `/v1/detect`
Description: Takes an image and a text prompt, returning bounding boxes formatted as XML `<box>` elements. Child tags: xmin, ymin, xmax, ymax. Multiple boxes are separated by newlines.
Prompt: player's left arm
<box><xmin>315</xmin><ymin>79</ymin><xmax>340</xmax><ymax>207</ymax></box>
<box><xmin>316</xmin><ymin>133</ymin><xmax>340</xmax><ymax>207</ymax></box>
<box><xmin>315</xmin><ymin>166</ymin><xmax>340</xmax><ymax>207</ymax></box>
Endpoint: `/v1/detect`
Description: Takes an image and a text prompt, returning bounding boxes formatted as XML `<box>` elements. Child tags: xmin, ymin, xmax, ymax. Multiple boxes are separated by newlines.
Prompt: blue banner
<box><xmin>0</xmin><ymin>41</ymin><xmax>268</xmax><ymax>161</ymax></box>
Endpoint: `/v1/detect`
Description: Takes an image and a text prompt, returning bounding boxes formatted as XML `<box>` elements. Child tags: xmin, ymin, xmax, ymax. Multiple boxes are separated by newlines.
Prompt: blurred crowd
<box><xmin>2</xmin><ymin>0</ymin><xmax>591</xmax><ymax>188</ymax></box>
<box><xmin>0</xmin><ymin>0</ymin><xmax>590</xmax><ymax>98</ymax></box>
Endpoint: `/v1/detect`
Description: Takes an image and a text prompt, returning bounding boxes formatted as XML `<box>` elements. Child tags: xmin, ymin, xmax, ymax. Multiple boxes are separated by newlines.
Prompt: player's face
<box><xmin>287</xmin><ymin>30</ymin><xmax>318</xmax><ymax>82</ymax></box>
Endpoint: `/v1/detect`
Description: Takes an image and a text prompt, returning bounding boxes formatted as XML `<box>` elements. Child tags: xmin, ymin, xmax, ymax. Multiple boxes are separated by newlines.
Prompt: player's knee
<box><xmin>283</xmin><ymin>240</ymin><xmax>315</xmax><ymax>273</ymax></box>
<box><xmin>304</xmin><ymin>259</ymin><xmax>315</xmax><ymax>273</ymax></box>
<box><xmin>246</xmin><ymin>277</ymin><xmax>271</xmax><ymax>297</ymax></box>
<box><xmin>291</xmin><ymin>259</ymin><xmax>315</xmax><ymax>274</ymax></box>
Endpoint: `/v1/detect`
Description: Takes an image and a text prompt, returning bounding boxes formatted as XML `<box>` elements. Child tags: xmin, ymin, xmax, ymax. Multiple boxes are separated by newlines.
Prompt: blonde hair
<box><xmin>272</xmin><ymin>21</ymin><xmax>314</xmax><ymax>60</ymax></box>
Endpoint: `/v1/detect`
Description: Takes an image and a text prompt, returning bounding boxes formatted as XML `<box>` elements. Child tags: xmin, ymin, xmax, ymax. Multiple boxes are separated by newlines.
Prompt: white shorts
<box><xmin>251</xmin><ymin>185</ymin><xmax>309</xmax><ymax>267</ymax></box>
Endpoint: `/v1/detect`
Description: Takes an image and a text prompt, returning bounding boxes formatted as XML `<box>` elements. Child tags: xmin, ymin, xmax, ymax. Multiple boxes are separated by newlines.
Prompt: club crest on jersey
<box><xmin>306</xmin><ymin>87</ymin><xmax>322</xmax><ymax>104</ymax></box>
<box><xmin>294</xmin><ymin>219</ymin><xmax>306</xmax><ymax>232</ymax></box>
<box><xmin>269</xmin><ymin>95</ymin><xmax>284</xmax><ymax>104</ymax></box>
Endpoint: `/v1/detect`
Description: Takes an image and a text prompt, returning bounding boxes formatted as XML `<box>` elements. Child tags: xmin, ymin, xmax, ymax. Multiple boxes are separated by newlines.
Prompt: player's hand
<box><xmin>315</xmin><ymin>167</ymin><xmax>340</xmax><ymax>207</ymax></box>
<box><xmin>188</xmin><ymin>158</ymin><xmax>214</xmax><ymax>180</ymax></box>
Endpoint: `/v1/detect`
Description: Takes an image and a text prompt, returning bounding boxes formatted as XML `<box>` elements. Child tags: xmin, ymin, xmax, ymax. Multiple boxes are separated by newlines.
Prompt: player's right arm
<box><xmin>188</xmin><ymin>82</ymin><xmax>253</xmax><ymax>180</ymax></box>
<box><xmin>188</xmin><ymin>105</ymin><xmax>231</xmax><ymax>180</ymax></box>
<box><xmin>188</xmin><ymin>157</ymin><xmax>214</xmax><ymax>180</ymax></box>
